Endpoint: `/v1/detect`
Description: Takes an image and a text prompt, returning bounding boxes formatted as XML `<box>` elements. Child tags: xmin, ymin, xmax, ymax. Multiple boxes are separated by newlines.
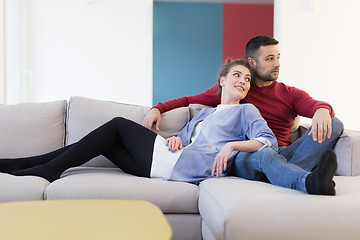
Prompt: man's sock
<box><xmin>305</xmin><ymin>149</ymin><xmax>337</xmax><ymax>196</ymax></box>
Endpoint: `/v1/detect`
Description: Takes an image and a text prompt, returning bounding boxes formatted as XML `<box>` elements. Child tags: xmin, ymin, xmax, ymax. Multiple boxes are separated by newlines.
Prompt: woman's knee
<box><xmin>104</xmin><ymin>117</ymin><xmax>127</xmax><ymax>131</ymax></box>
<box><xmin>109</xmin><ymin>117</ymin><xmax>126</xmax><ymax>125</ymax></box>
<box><xmin>111</xmin><ymin>116</ymin><xmax>125</xmax><ymax>122</ymax></box>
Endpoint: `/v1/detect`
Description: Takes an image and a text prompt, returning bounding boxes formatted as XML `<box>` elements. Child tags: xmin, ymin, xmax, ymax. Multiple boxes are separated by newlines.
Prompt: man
<box><xmin>142</xmin><ymin>36</ymin><xmax>344</xmax><ymax>195</ymax></box>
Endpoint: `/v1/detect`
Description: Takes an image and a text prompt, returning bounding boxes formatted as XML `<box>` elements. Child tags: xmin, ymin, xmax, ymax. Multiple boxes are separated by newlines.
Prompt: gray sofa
<box><xmin>1</xmin><ymin>96</ymin><xmax>360</xmax><ymax>240</ymax></box>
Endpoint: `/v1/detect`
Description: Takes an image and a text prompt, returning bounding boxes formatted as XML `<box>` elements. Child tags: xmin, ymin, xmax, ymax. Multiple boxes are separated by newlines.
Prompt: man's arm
<box><xmin>142</xmin><ymin>108</ymin><xmax>162</xmax><ymax>131</ymax></box>
<box><xmin>142</xmin><ymin>84</ymin><xmax>221</xmax><ymax>130</ymax></box>
<box><xmin>292</xmin><ymin>88</ymin><xmax>335</xmax><ymax>143</ymax></box>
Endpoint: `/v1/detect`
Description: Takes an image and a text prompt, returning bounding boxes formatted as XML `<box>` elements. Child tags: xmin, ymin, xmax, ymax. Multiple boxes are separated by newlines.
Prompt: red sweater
<box><xmin>154</xmin><ymin>81</ymin><xmax>335</xmax><ymax>147</ymax></box>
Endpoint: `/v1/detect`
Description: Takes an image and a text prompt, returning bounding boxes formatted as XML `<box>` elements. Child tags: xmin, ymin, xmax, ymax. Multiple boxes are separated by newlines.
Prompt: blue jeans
<box><xmin>231</xmin><ymin>117</ymin><xmax>344</xmax><ymax>193</ymax></box>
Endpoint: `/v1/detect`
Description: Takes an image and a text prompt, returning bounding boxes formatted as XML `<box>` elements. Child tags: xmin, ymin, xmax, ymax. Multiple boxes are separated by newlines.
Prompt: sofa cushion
<box><xmin>66</xmin><ymin>96</ymin><xmax>189</xmax><ymax>167</ymax></box>
<box><xmin>45</xmin><ymin>167</ymin><xmax>199</xmax><ymax>214</ymax></box>
<box><xmin>188</xmin><ymin>104</ymin><xmax>211</xmax><ymax>119</ymax></box>
<box><xmin>0</xmin><ymin>100</ymin><xmax>66</xmax><ymax>157</ymax></box>
<box><xmin>199</xmin><ymin>176</ymin><xmax>360</xmax><ymax>240</ymax></box>
<box><xmin>0</xmin><ymin>173</ymin><xmax>49</xmax><ymax>202</ymax></box>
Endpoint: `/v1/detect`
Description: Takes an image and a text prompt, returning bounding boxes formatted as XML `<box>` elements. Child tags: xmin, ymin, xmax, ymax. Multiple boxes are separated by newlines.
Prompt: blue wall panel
<box><xmin>153</xmin><ymin>2</ymin><xmax>223</xmax><ymax>105</ymax></box>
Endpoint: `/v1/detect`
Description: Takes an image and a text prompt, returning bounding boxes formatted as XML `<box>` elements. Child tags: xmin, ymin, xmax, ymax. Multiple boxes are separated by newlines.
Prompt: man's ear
<box><xmin>247</xmin><ymin>57</ymin><xmax>256</xmax><ymax>68</ymax></box>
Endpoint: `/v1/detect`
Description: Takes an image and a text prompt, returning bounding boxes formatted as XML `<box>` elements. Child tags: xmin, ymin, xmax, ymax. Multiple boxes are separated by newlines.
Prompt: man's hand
<box><xmin>142</xmin><ymin>108</ymin><xmax>161</xmax><ymax>130</ymax></box>
<box><xmin>308</xmin><ymin>108</ymin><xmax>332</xmax><ymax>143</ymax></box>
<box><xmin>212</xmin><ymin>143</ymin><xmax>234</xmax><ymax>177</ymax></box>
<box><xmin>165</xmin><ymin>136</ymin><xmax>183</xmax><ymax>152</ymax></box>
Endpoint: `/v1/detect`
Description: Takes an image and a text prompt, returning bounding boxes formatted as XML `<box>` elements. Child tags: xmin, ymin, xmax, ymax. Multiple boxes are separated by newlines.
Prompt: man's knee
<box><xmin>331</xmin><ymin>116</ymin><xmax>344</xmax><ymax>138</ymax></box>
<box><xmin>232</xmin><ymin>147</ymin><xmax>277</xmax><ymax>172</ymax></box>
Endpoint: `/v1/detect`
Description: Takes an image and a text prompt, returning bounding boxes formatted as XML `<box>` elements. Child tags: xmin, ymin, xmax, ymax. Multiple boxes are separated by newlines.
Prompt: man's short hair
<box><xmin>245</xmin><ymin>36</ymin><xmax>279</xmax><ymax>61</ymax></box>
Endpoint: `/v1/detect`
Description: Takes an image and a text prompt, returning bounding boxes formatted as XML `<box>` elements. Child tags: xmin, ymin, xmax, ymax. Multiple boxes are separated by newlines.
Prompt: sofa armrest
<box><xmin>334</xmin><ymin>129</ymin><xmax>360</xmax><ymax>176</ymax></box>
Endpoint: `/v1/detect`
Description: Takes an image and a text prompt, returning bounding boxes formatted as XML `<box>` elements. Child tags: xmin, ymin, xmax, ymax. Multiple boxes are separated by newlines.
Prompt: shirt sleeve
<box><xmin>291</xmin><ymin>87</ymin><xmax>335</xmax><ymax>118</ymax></box>
<box><xmin>252</xmin><ymin>137</ymin><xmax>272</xmax><ymax>151</ymax></box>
<box><xmin>153</xmin><ymin>84</ymin><xmax>221</xmax><ymax>114</ymax></box>
<box><xmin>245</xmin><ymin>105</ymin><xmax>278</xmax><ymax>151</ymax></box>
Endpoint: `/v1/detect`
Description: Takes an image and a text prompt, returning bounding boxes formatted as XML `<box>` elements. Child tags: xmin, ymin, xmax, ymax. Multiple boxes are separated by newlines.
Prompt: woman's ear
<box><xmin>219</xmin><ymin>77</ymin><xmax>225</xmax><ymax>86</ymax></box>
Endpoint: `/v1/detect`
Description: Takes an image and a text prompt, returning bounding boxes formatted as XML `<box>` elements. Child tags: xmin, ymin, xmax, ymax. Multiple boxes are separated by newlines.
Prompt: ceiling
<box><xmin>154</xmin><ymin>0</ymin><xmax>274</xmax><ymax>4</ymax></box>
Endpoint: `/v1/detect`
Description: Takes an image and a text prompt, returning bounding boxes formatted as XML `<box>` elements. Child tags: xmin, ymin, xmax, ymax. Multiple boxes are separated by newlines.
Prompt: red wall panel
<box><xmin>223</xmin><ymin>4</ymin><xmax>274</xmax><ymax>61</ymax></box>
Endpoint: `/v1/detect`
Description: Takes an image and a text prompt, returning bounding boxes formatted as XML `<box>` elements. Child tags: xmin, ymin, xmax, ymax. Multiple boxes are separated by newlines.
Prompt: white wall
<box><xmin>0</xmin><ymin>0</ymin><xmax>4</xmax><ymax>104</ymax></box>
<box><xmin>5</xmin><ymin>0</ymin><xmax>153</xmax><ymax>106</ymax></box>
<box><xmin>4</xmin><ymin>0</ymin><xmax>26</xmax><ymax>104</ymax></box>
<box><xmin>274</xmin><ymin>0</ymin><xmax>360</xmax><ymax>131</ymax></box>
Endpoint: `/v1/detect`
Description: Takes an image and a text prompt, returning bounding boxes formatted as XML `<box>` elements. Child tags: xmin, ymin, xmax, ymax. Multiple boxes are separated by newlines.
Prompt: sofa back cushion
<box><xmin>66</xmin><ymin>97</ymin><xmax>190</xmax><ymax>167</ymax></box>
<box><xmin>0</xmin><ymin>100</ymin><xmax>67</xmax><ymax>157</ymax></box>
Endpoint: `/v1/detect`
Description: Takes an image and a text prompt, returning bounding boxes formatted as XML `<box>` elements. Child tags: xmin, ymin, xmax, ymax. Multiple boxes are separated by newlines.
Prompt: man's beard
<box><xmin>253</xmin><ymin>71</ymin><xmax>278</xmax><ymax>82</ymax></box>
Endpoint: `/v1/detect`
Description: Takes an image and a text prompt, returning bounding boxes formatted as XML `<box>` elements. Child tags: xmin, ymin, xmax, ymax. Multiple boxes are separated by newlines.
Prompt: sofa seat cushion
<box><xmin>199</xmin><ymin>176</ymin><xmax>360</xmax><ymax>240</ymax></box>
<box><xmin>45</xmin><ymin>167</ymin><xmax>199</xmax><ymax>214</ymax></box>
<box><xmin>0</xmin><ymin>173</ymin><xmax>49</xmax><ymax>202</ymax></box>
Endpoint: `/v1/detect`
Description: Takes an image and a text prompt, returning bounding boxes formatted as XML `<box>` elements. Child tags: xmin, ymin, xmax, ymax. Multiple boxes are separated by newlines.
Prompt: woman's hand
<box><xmin>165</xmin><ymin>136</ymin><xmax>183</xmax><ymax>152</ymax></box>
<box><xmin>212</xmin><ymin>143</ymin><xmax>234</xmax><ymax>177</ymax></box>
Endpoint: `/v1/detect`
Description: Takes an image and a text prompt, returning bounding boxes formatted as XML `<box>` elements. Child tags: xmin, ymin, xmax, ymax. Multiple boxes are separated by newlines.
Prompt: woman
<box><xmin>0</xmin><ymin>59</ymin><xmax>276</xmax><ymax>184</ymax></box>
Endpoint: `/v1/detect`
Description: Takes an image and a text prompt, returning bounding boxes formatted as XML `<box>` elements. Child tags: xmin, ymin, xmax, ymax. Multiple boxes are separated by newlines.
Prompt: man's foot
<box><xmin>305</xmin><ymin>149</ymin><xmax>337</xmax><ymax>196</ymax></box>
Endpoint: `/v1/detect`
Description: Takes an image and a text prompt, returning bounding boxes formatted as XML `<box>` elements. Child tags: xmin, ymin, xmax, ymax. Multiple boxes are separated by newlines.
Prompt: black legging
<box><xmin>0</xmin><ymin>117</ymin><xmax>157</xmax><ymax>182</ymax></box>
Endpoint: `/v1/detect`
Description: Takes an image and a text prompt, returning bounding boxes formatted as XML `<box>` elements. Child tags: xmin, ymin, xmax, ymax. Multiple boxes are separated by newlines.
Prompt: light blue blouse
<box><xmin>169</xmin><ymin>104</ymin><xmax>278</xmax><ymax>183</ymax></box>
